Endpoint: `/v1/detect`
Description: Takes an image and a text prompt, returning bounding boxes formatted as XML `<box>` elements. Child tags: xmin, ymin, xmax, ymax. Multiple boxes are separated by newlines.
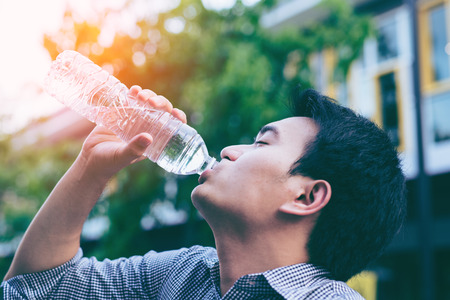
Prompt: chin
<box><xmin>191</xmin><ymin>184</ymin><xmax>222</xmax><ymax>215</ymax></box>
<box><xmin>191</xmin><ymin>185</ymin><xmax>206</xmax><ymax>208</ymax></box>
<box><xmin>191</xmin><ymin>191</ymin><xmax>210</xmax><ymax>222</ymax></box>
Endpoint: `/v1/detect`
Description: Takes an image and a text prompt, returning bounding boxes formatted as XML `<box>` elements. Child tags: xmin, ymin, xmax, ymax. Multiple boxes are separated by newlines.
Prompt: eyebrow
<box><xmin>258</xmin><ymin>125</ymin><xmax>280</xmax><ymax>137</ymax></box>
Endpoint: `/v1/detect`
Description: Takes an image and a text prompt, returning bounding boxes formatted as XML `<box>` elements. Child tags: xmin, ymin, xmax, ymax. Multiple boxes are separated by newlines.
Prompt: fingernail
<box><xmin>137</xmin><ymin>136</ymin><xmax>151</xmax><ymax>148</ymax></box>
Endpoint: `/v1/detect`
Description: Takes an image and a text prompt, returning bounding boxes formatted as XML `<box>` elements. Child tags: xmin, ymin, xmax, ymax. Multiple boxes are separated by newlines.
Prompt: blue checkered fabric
<box><xmin>2</xmin><ymin>246</ymin><xmax>363</xmax><ymax>299</ymax></box>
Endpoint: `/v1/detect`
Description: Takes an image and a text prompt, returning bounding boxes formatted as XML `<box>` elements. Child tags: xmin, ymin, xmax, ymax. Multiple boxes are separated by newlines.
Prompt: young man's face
<box><xmin>191</xmin><ymin>117</ymin><xmax>318</xmax><ymax>230</ymax></box>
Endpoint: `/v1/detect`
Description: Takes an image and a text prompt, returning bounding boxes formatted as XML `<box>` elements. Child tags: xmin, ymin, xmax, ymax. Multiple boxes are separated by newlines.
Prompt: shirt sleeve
<box><xmin>2</xmin><ymin>248</ymin><xmax>84</xmax><ymax>299</ymax></box>
<box><xmin>2</xmin><ymin>247</ymin><xmax>184</xmax><ymax>299</ymax></box>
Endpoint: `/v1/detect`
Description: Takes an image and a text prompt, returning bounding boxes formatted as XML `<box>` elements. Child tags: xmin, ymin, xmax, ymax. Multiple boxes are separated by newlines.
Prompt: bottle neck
<box><xmin>197</xmin><ymin>155</ymin><xmax>217</xmax><ymax>175</ymax></box>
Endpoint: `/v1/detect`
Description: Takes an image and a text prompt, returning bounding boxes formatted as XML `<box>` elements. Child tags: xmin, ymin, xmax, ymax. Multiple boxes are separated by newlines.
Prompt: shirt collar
<box><xmin>205</xmin><ymin>255</ymin><xmax>221</xmax><ymax>295</ymax></box>
<box><xmin>205</xmin><ymin>253</ymin><xmax>332</xmax><ymax>297</ymax></box>
<box><xmin>263</xmin><ymin>263</ymin><xmax>332</xmax><ymax>295</ymax></box>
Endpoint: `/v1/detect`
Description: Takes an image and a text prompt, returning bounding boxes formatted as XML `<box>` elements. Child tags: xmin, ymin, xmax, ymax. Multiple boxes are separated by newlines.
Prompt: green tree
<box><xmin>0</xmin><ymin>135</ymin><xmax>81</xmax><ymax>276</ymax></box>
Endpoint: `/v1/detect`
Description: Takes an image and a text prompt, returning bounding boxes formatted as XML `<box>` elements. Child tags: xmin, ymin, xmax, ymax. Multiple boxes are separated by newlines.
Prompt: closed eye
<box><xmin>254</xmin><ymin>140</ymin><xmax>269</xmax><ymax>146</ymax></box>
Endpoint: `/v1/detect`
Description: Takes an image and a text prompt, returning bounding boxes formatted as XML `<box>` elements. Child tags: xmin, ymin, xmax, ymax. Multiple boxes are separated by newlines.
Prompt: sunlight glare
<box><xmin>165</xmin><ymin>17</ymin><xmax>186</xmax><ymax>34</ymax></box>
<box><xmin>202</xmin><ymin>0</ymin><xmax>236</xmax><ymax>11</ymax></box>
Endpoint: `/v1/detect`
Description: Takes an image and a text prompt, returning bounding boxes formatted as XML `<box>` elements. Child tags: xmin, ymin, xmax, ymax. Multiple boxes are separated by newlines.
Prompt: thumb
<box><xmin>123</xmin><ymin>133</ymin><xmax>153</xmax><ymax>161</ymax></box>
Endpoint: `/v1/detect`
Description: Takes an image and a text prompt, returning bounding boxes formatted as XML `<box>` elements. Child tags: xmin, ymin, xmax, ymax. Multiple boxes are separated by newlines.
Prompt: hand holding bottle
<box><xmin>45</xmin><ymin>50</ymin><xmax>216</xmax><ymax>175</ymax></box>
<box><xmin>77</xmin><ymin>85</ymin><xmax>187</xmax><ymax>180</ymax></box>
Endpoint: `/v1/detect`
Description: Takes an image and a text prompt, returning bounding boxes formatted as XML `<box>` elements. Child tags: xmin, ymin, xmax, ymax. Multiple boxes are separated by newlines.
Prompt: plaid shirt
<box><xmin>2</xmin><ymin>246</ymin><xmax>363</xmax><ymax>299</ymax></box>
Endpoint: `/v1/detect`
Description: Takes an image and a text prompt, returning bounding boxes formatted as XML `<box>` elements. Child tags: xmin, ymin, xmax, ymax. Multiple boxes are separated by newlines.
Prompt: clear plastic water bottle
<box><xmin>44</xmin><ymin>50</ymin><xmax>216</xmax><ymax>175</ymax></box>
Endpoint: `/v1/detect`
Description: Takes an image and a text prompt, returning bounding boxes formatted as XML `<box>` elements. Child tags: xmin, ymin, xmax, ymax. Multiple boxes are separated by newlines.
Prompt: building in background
<box><xmin>10</xmin><ymin>107</ymin><xmax>94</xmax><ymax>149</ymax></box>
<box><xmin>263</xmin><ymin>0</ymin><xmax>450</xmax><ymax>299</ymax></box>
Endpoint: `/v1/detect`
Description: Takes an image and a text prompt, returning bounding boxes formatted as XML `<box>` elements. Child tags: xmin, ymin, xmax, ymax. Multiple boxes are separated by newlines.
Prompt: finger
<box><xmin>135</xmin><ymin>89</ymin><xmax>175</xmax><ymax>114</ymax></box>
<box><xmin>137</xmin><ymin>89</ymin><xmax>158</xmax><ymax>102</ymax></box>
<box><xmin>129</xmin><ymin>85</ymin><xmax>142</xmax><ymax>98</ymax></box>
<box><xmin>172</xmin><ymin>108</ymin><xmax>187</xmax><ymax>124</ymax></box>
<box><xmin>148</xmin><ymin>95</ymin><xmax>173</xmax><ymax>113</ymax></box>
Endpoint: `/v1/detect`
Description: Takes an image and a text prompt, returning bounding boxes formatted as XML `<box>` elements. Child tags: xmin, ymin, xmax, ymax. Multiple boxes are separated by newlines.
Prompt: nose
<box><xmin>220</xmin><ymin>144</ymin><xmax>247</xmax><ymax>161</ymax></box>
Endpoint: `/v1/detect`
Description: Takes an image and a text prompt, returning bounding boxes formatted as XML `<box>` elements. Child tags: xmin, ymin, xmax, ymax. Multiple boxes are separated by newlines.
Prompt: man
<box><xmin>2</xmin><ymin>87</ymin><xmax>406</xmax><ymax>299</ymax></box>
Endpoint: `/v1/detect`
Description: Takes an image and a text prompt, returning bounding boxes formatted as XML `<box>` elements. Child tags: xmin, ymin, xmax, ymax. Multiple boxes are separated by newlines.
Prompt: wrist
<box><xmin>72</xmin><ymin>154</ymin><xmax>113</xmax><ymax>187</ymax></box>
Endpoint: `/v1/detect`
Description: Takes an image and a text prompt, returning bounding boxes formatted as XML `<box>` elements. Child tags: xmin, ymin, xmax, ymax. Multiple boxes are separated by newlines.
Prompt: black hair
<box><xmin>289</xmin><ymin>88</ymin><xmax>406</xmax><ymax>282</ymax></box>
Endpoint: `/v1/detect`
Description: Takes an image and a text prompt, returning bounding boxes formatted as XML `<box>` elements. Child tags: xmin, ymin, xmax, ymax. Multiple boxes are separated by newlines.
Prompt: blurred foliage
<box><xmin>0</xmin><ymin>136</ymin><xmax>80</xmax><ymax>274</ymax></box>
<box><xmin>0</xmin><ymin>138</ymin><xmax>79</xmax><ymax>239</ymax></box>
<box><xmin>1</xmin><ymin>0</ymin><xmax>373</xmax><ymax>271</ymax></box>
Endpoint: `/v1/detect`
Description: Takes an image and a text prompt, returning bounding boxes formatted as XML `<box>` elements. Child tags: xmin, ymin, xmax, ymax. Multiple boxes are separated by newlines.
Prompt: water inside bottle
<box><xmin>95</xmin><ymin>104</ymin><xmax>215</xmax><ymax>175</ymax></box>
<box><xmin>156</xmin><ymin>133</ymin><xmax>216</xmax><ymax>175</ymax></box>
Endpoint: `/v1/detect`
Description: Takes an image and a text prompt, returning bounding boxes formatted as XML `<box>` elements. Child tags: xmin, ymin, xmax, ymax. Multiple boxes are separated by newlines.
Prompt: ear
<box><xmin>279</xmin><ymin>180</ymin><xmax>331</xmax><ymax>216</ymax></box>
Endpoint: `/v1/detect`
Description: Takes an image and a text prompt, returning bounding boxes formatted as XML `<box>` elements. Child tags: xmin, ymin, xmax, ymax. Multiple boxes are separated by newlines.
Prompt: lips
<box><xmin>198</xmin><ymin>160</ymin><xmax>221</xmax><ymax>184</ymax></box>
<box><xmin>198</xmin><ymin>169</ymin><xmax>211</xmax><ymax>184</ymax></box>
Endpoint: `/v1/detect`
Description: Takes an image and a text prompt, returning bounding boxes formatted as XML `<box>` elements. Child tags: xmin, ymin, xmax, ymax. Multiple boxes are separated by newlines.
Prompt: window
<box><xmin>378</xmin><ymin>72</ymin><xmax>401</xmax><ymax>147</ymax></box>
<box><xmin>429</xmin><ymin>4</ymin><xmax>450</xmax><ymax>82</ymax></box>
<box><xmin>419</xmin><ymin>1</ymin><xmax>450</xmax><ymax>89</ymax></box>
<box><xmin>309</xmin><ymin>49</ymin><xmax>351</xmax><ymax>105</ymax></box>
<box><xmin>377</xmin><ymin>19</ymin><xmax>398</xmax><ymax>62</ymax></box>
<box><xmin>310</xmin><ymin>51</ymin><xmax>327</xmax><ymax>92</ymax></box>
<box><xmin>310</xmin><ymin>49</ymin><xmax>336</xmax><ymax>96</ymax></box>
<box><xmin>335</xmin><ymin>81</ymin><xmax>348</xmax><ymax>107</ymax></box>
<box><xmin>431</xmin><ymin>91</ymin><xmax>450</xmax><ymax>142</ymax></box>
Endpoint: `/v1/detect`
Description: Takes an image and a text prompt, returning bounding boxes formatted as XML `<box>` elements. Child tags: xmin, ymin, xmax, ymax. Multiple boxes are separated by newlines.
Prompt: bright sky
<box><xmin>0</xmin><ymin>0</ymin><xmax>258</xmax><ymax>134</ymax></box>
<box><xmin>0</xmin><ymin>0</ymin><xmax>68</xmax><ymax>133</ymax></box>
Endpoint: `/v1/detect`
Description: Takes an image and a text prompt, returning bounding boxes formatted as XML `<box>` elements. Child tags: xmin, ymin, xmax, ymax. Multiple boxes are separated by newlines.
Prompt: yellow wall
<box><xmin>347</xmin><ymin>271</ymin><xmax>378</xmax><ymax>300</ymax></box>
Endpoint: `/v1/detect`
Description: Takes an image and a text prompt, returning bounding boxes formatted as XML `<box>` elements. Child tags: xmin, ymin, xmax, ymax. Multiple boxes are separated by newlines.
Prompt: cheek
<box><xmin>243</xmin><ymin>155</ymin><xmax>288</xmax><ymax>184</ymax></box>
<box><xmin>228</xmin><ymin>158</ymin><xmax>289</xmax><ymax>201</ymax></box>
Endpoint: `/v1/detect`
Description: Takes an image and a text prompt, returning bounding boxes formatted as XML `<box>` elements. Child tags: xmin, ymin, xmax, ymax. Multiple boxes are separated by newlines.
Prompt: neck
<box><xmin>212</xmin><ymin>224</ymin><xmax>310</xmax><ymax>296</ymax></box>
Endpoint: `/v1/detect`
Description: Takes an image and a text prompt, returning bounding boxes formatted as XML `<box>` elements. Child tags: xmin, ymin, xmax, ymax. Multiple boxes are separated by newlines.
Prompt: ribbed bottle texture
<box><xmin>44</xmin><ymin>50</ymin><xmax>216</xmax><ymax>175</ymax></box>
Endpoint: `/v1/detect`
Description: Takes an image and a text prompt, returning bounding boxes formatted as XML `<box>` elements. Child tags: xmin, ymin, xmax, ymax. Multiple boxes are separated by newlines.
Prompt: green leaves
<box><xmin>0</xmin><ymin>139</ymin><xmax>79</xmax><ymax>245</ymax></box>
